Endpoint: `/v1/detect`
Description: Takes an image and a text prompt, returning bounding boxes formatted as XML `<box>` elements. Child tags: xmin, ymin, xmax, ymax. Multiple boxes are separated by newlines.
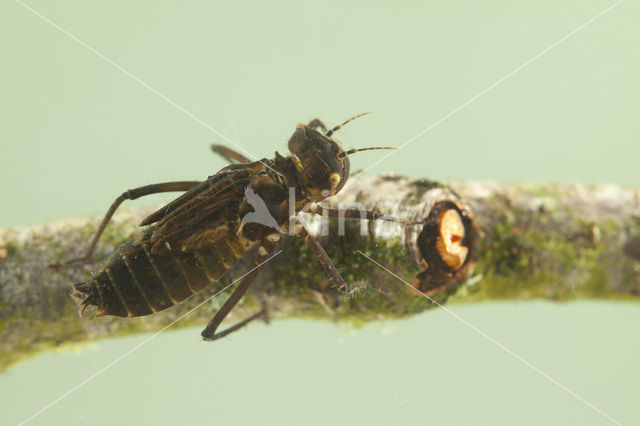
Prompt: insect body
<box><xmin>68</xmin><ymin>114</ymin><xmax>395</xmax><ymax>340</ymax></box>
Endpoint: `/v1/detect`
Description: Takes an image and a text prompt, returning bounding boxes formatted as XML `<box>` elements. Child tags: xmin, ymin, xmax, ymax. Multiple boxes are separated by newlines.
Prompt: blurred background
<box><xmin>0</xmin><ymin>1</ymin><xmax>638</xmax><ymax>425</ymax></box>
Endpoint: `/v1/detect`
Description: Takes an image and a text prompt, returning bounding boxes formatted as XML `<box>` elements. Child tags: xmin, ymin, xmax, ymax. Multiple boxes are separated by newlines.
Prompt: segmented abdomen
<box><xmin>72</xmin><ymin>235</ymin><xmax>249</xmax><ymax>317</ymax></box>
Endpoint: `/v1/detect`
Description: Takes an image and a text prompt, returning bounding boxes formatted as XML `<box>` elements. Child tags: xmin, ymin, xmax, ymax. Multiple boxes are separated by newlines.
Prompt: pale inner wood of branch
<box><xmin>435</xmin><ymin>209</ymin><xmax>468</xmax><ymax>270</ymax></box>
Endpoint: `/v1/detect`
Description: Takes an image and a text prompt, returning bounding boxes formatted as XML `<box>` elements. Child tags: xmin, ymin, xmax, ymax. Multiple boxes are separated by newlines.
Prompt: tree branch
<box><xmin>1</xmin><ymin>176</ymin><xmax>639</xmax><ymax>370</ymax></box>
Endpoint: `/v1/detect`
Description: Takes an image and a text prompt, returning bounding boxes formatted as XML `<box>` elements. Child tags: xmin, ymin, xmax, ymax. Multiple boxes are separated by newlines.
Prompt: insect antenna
<box><xmin>338</xmin><ymin>146</ymin><xmax>396</xmax><ymax>159</ymax></box>
<box><xmin>326</xmin><ymin>112</ymin><xmax>374</xmax><ymax>137</ymax></box>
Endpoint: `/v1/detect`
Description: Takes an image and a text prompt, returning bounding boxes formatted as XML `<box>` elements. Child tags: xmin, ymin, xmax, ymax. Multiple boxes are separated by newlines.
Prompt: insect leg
<box><xmin>294</xmin><ymin>221</ymin><xmax>348</xmax><ymax>292</ymax></box>
<box><xmin>52</xmin><ymin>181</ymin><xmax>200</xmax><ymax>268</ymax></box>
<box><xmin>306</xmin><ymin>205</ymin><xmax>420</xmax><ymax>225</ymax></box>
<box><xmin>210</xmin><ymin>144</ymin><xmax>251</xmax><ymax>164</ymax></box>
<box><xmin>201</xmin><ymin>262</ymin><xmax>267</xmax><ymax>341</ymax></box>
<box><xmin>307</xmin><ymin>118</ymin><xmax>327</xmax><ymax>133</ymax></box>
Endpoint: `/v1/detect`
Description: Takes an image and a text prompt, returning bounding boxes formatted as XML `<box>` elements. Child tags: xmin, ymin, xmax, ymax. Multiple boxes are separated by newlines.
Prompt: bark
<box><xmin>1</xmin><ymin>176</ymin><xmax>639</xmax><ymax>371</ymax></box>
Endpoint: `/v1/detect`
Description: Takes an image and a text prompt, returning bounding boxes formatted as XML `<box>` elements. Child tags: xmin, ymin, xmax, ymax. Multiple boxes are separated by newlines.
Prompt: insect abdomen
<box><xmin>72</xmin><ymin>235</ymin><xmax>248</xmax><ymax>317</ymax></box>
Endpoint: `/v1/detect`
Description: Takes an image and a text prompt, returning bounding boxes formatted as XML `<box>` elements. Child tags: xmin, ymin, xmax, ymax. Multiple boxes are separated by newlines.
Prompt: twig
<box><xmin>1</xmin><ymin>176</ymin><xmax>638</xmax><ymax>371</ymax></box>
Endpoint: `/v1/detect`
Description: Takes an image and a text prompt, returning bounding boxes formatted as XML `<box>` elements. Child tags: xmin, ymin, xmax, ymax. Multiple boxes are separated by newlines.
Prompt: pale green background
<box><xmin>1</xmin><ymin>1</ymin><xmax>638</xmax><ymax>425</ymax></box>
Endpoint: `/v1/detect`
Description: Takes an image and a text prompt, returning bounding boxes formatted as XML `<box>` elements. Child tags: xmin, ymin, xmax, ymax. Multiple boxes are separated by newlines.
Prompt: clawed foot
<box><xmin>48</xmin><ymin>255</ymin><xmax>93</xmax><ymax>271</ymax></box>
<box><xmin>307</xmin><ymin>118</ymin><xmax>327</xmax><ymax>133</ymax></box>
<box><xmin>259</xmin><ymin>301</ymin><xmax>271</xmax><ymax>325</ymax></box>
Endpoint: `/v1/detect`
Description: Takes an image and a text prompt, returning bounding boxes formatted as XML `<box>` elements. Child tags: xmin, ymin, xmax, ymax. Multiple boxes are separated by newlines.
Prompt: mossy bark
<box><xmin>1</xmin><ymin>176</ymin><xmax>639</xmax><ymax>371</ymax></box>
